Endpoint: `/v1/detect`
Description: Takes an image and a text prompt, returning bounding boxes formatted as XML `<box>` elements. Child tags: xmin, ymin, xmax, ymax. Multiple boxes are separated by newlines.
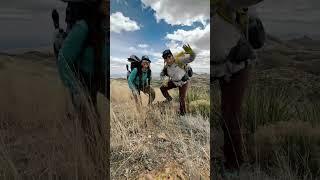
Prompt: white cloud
<box><xmin>141</xmin><ymin>0</ymin><xmax>209</xmax><ymax>26</ymax></box>
<box><xmin>110</xmin><ymin>12</ymin><xmax>140</xmax><ymax>33</ymax></box>
<box><xmin>138</xmin><ymin>44</ymin><xmax>149</xmax><ymax>48</ymax></box>
<box><xmin>110</xmin><ymin>56</ymin><xmax>128</xmax><ymax>77</ymax></box>
<box><xmin>165</xmin><ymin>24</ymin><xmax>210</xmax><ymax>51</ymax></box>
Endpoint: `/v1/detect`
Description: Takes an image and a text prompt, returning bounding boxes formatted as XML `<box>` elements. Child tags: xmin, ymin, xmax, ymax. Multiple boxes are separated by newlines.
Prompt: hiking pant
<box><xmin>219</xmin><ymin>68</ymin><xmax>250</xmax><ymax>170</ymax></box>
<box><xmin>132</xmin><ymin>86</ymin><xmax>156</xmax><ymax>106</ymax></box>
<box><xmin>160</xmin><ymin>81</ymin><xmax>189</xmax><ymax>115</ymax></box>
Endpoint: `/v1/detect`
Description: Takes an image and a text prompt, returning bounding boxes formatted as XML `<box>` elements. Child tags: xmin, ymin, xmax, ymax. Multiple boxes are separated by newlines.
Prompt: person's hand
<box><xmin>182</xmin><ymin>44</ymin><xmax>194</xmax><ymax>55</ymax></box>
<box><xmin>162</xmin><ymin>79</ymin><xmax>169</xmax><ymax>87</ymax></box>
<box><xmin>132</xmin><ymin>90</ymin><xmax>139</xmax><ymax>96</ymax></box>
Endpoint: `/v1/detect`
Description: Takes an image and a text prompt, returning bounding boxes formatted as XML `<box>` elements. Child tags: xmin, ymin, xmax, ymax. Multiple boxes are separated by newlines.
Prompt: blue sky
<box><xmin>110</xmin><ymin>0</ymin><xmax>210</xmax><ymax>77</ymax></box>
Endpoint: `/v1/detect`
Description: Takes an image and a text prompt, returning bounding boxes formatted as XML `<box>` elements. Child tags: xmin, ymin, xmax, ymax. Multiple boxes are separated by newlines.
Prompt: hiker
<box><xmin>127</xmin><ymin>55</ymin><xmax>155</xmax><ymax>109</ymax></box>
<box><xmin>56</xmin><ymin>0</ymin><xmax>106</xmax><ymax>109</ymax></box>
<box><xmin>212</xmin><ymin>0</ymin><xmax>265</xmax><ymax>178</ymax></box>
<box><xmin>160</xmin><ymin>44</ymin><xmax>196</xmax><ymax>116</ymax></box>
<box><xmin>55</xmin><ymin>0</ymin><xmax>107</xmax><ymax>171</ymax></box>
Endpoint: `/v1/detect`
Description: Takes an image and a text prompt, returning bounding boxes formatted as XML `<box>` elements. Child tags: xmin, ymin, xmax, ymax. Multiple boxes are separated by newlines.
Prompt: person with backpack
<box><xmin>127</xmin><ymin>55</ymin><xmax>155</xmax><ymax>109</ymax></box>
<box><xmin>54</xmin><ymin>0</ymin><xmax>107</xmax><ymax>173</ymax></box>
<box><xmin>212</xmin><ymin>0</ymin><xmax>265</xmax><ymax>178</ymax></box>
<box><xmin>159</xmin><ymin>44</ymin><xmax>196</xmax><ymax>116</ymax></box>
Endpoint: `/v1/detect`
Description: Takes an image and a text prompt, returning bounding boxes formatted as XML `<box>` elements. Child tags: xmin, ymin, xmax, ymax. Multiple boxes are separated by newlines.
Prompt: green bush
<box><xmin>189</xmin><ymin>99</ymin><xmax>210</xmax><ymax>118</ymax></box>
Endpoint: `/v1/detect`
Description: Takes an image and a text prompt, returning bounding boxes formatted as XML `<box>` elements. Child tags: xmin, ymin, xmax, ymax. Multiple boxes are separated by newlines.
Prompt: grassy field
<box><xmin>0</xmin><ymin>52</ymin><xmax>108</xmax><ymax>179</ymax></box>
<box><xmin>110</xmin><ymin>76</ymin><xmax>210</xmax><ymax>179</ymax></box>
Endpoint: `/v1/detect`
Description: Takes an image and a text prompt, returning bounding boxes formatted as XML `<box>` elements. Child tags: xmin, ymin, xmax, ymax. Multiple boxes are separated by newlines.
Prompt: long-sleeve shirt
<box><xmin>163</xmin><ymin>52</ymin><xmax>196</xmax><ymax>87</ymax></box>
<box><xmin>128</xmin><ymin>68</ymin><xmax>151</xmax><ymax>92</ymax></box>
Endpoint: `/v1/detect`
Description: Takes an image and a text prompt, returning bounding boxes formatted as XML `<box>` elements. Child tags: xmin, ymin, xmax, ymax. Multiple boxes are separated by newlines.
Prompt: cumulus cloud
<box><xmin>141</xmin><ymin>0</ymin><xmax>209</xmax><ymax>26</ymax></box>
<box><xmin>138</xmin><ymin>44</ymin><xmax>149</xmax><ymax>48</ymax></box>
<box><xmin>111</xmin><ymin>12</ymin><xmax>140</xmax><ymax>33</ymax></box>
<box><xmin>165</xmin><ymin>24</ymin><xmax>210</xmax><ymax>51</ymax></box>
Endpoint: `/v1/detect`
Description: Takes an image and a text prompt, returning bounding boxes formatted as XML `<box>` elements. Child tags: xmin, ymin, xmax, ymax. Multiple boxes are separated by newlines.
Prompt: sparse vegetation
<box><xmin>110</xmin><ymin>79</ymin><xmax>210</xmax><ymax>179</ymax></box>
<box><xmin>212</xmin><ymin>36</ymin><xmax>320</xmax><ymax>179</ymax></box>
<box><xmin>0</xmin><ymin>55</ymin><xmax>108</xmax><ymax>179</ymax></box>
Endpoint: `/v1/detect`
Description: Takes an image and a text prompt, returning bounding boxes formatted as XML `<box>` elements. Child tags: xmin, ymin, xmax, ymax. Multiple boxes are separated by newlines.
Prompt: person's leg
<box><xmin>142</xmin><ymin>86</ymin><xmax>156</xmax><ymax>105</ymax></box>
<box><xmin>132</xmin><ymin>90</ymin><xmax>142</xmax><ymax>110</ymax></box>
<box><xmin>219</xmin><ymin>68</ymin><xmax>250</xmax><ymax>170</ymax></box>
<box><xmin>160</xmin><ymin>81</ymin><xmax>176</xmax><ymax>101</ymax></box>
<box><xmin>178</xmin><ymin>82</ymin><xmax>189</xmax><ymax>116</ymax></box>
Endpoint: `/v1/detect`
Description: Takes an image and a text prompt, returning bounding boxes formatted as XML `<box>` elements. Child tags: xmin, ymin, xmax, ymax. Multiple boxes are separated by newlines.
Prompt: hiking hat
<box><xmin>128</xmin><ymin>55</ymin><xmax>141</xmax><ymax>62</ymax></box>
<box><xmin>162</xmin><ymin>49</ymin><xmax>172</xmax><ymax>59</ymax></box>
<box><xmin>141</xmin><ymin>55</ymin><xmax>151</xmax><ymax>63</ymax></box>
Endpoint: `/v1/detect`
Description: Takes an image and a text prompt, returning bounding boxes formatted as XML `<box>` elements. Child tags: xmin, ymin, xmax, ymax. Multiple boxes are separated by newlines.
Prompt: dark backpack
<box><xmin>185</xmin><ymin>64</ymin><xmax>193</xmax><ymax>77</ymax></box>
<box><xmin>248</xmin><ymin>16</ymin><xmax>266</xmax><ymax>49</ymax></box>
<box><xmin>126</xmin><ymin>55</ymin><xmax>141</xmax><ymax>80</ymax></box>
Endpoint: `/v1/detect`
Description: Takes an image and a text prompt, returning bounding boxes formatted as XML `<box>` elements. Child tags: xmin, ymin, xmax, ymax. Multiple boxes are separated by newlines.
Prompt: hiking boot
<box><xmin>161</xmin><ymin>99</ymin><xmax>172</xmax><ymax>104</ymax></box>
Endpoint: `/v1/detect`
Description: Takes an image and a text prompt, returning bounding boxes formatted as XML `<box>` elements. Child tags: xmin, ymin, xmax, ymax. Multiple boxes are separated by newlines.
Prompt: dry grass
<box><xmin>0</xmin><ymin>56</ymin><xmax>108</xmax><ymax>179</ymax></box>
<box><xmin>110</xmin><ymin>80</ymin><xmax>210</xmax><ymax>179</ymax></box>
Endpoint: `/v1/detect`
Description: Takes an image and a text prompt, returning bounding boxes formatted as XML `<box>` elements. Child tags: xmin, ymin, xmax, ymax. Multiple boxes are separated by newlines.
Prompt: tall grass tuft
<box><xmin>243</xmin><ymin>84</ymin><xmax>296</xmax><ymax>133</ymax></box>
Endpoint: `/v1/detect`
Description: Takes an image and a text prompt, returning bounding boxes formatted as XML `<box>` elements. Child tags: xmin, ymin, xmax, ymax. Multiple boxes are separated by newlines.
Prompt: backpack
<box><xmin>126</xmin><ymin>55</ymin><xmax>141</xmax><ymax>80</ymax></box>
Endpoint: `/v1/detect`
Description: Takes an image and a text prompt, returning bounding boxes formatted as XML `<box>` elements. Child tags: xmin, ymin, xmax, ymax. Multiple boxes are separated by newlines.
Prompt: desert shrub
<box><xmin>172</xmin><ymin>86</ymin><xmax>209</xmax><ymax>103</ymax></box>
<box><xmin>189</xmin><ymin>99</ymin><xmax>210</xmax><ymax>118</ymax></box>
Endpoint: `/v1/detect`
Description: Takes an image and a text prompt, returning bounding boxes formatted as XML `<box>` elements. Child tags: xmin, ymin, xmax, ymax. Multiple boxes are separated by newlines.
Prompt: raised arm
<box><xmin>179</xmin><ymin>44</ymin><xmax>196</xmax><ymax>64</ymax></box>
<box><xmin>128</xmin><ymin>68</ymin><xmax>138</xmax><ymax>92</ymax></box>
